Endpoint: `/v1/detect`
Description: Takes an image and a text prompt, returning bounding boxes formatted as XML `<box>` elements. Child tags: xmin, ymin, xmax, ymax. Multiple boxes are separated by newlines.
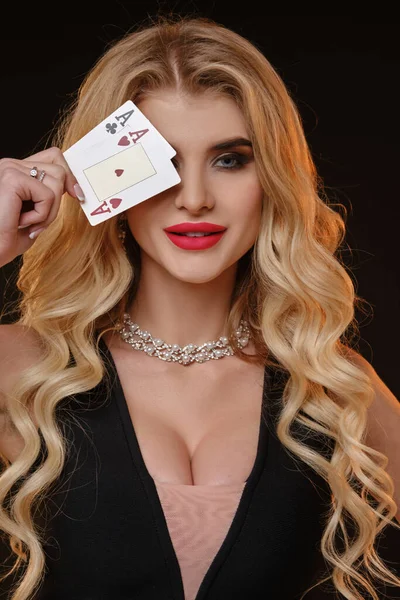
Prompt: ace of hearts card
<box><xmin>63</xmin><ymin>101</ymin><xmax>181</xmax><ymax>226</ymax></box>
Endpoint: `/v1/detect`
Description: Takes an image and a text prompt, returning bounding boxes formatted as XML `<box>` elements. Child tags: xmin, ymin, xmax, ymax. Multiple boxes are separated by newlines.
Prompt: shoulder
<box><xmin>343</xmin><ymin>346</ymin><xmax>400</xmax><ymax>524</ymax></box>
<box><xmin>341</xmin><ymin>346</ymin><xmax>400</xmax><ymax>437</ymax></box>
<box><xmin>339</xmin><ymin>344</ymin><xmax>374</xmax><ymax>374</ymax></box>
<box><xmin>0</xmin><ymin>324</ymin><xmax>45</xmax><ymax>463</ymax></box>
<box><xmin>342</xmin><ymin>347</ymin><xmax>400</xmax><ymax>420</ymax></box>
<box><xmin>0</xmin><ymin>324</ymin><xmax>45</xmax><ymax>409</ymax></box>
<box><xmin>0</xmin><ymin>323</ymin><xmax>45</xmax><ymax>365</ymax></box>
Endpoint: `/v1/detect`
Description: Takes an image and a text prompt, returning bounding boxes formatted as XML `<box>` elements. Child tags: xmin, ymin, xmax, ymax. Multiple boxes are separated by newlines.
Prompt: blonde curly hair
<box><xmin>0</xmin><ymin>14</ymin><xmax>399</xmax><ymax>600</ymax></box>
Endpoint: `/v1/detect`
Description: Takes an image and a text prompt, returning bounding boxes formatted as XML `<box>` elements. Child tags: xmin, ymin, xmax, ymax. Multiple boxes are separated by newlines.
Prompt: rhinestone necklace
<box><xmin>116</xmin><ymin>313</ymin><xmax>251</xmax><ymax>366</ymax></box>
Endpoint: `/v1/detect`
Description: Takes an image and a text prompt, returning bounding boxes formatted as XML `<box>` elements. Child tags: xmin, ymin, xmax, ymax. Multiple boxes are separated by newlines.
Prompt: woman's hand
<box><xmin>0</xmin><ymin>147</ymin><xmax>83</xmax><ymax>268</ymax></box>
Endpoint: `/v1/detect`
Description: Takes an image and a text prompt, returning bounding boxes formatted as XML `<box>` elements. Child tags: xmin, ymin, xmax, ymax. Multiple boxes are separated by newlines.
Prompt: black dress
<box><xmin>2</xmin><ymin>337</ymin><xmax>387</xmax><ymax>599</ymax></box>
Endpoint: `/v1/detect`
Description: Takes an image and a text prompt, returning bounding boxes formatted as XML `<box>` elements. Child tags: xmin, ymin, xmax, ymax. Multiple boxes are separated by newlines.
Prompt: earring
<box><xmin>117</xmin><ymin>212</ymin><xmax>127</xmax><ymax>250</ymax></box>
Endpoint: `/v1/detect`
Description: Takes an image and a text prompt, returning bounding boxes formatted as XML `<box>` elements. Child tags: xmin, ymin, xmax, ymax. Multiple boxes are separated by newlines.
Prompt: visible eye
<box><xmin>171</xmin><ymin>153</ymin><xmax>251</xmax><ymax>171</ymax></box>
<box><xmin>214</xmin><ymin>153</ymin><xmax>250</xmax><ymax>170</ymax></box>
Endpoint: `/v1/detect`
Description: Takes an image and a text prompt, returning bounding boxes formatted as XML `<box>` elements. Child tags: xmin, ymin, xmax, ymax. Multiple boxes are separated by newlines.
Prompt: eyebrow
<box><xmin>211</xmin><ymin>137</ymin><xmax>253</xmax><ymax>151</ymax></box>
<box><xmin>170</xmin><ymin>136</ymin><xmax>253</xmax><ymax>156</ymax></box>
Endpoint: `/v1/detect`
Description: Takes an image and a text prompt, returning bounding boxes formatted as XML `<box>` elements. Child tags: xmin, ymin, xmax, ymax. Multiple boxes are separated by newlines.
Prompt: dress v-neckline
<box><xmin>99</xmin><ymin>335</ymin><xmax>271</xmax><ymax>600</ymax></box>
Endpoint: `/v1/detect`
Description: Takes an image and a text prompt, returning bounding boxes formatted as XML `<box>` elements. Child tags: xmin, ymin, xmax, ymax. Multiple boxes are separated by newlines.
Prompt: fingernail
<box><xmin>73</xmin><ymin>183</ymin><xmax>85</xmax><ymax>201</ymax></box>
<box><xmin>29</xmin><ymin>227</ymin><xmax>46</xmax><ymax>240</ymax></box>
<box><xmin>18</xmin><ymin>224</ymin><xmax>30</xmax><ymax>229</ymax></box>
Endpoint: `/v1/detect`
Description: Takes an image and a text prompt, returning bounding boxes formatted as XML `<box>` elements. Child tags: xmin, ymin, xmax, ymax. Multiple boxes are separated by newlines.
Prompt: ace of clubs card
<box><xmin>63</xmin><ymin>101</ymin><xmax>180</xmax><ymax>226</ymax></box>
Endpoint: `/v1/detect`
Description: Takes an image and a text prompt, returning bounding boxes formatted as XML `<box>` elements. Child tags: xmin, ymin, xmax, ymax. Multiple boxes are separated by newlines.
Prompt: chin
<box><xmin>160</xmin><ymin>259</ymin><xmax>219</xmax><ymax>282</ymax></box>
<box><xmin>167</xmin><ymin>268</ymin><xmax>223</xmax><ymax>285</ymax></box>
<box><xmin>163</xmin><ymin>256</ymin><xmax>238</xmax><ymax>285</ymax></box>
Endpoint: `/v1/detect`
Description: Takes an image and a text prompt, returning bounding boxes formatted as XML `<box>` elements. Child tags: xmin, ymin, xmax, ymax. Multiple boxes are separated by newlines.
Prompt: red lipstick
<box><xmin>164</xmin><ymin>222</ymin><xmax>227</xmax><ymax>233</ymax></box>
<box><xmin>164</xmin><ymin>222</ymin><xmax>227</xmax><ymax>250</ymax></box>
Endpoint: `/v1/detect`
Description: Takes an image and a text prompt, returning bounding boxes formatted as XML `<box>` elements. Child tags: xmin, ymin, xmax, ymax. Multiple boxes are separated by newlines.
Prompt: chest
<box><xmin>110</xmin><ymin>348</ymin><xmax>266</xmax><ymax>486</ymax></box>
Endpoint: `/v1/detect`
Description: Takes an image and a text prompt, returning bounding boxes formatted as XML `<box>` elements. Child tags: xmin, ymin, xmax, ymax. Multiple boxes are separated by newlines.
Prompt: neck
<box><xmin>126</xmin><ymin>253</ymin><xmax>238</xmax><ymax>347</ymax></box>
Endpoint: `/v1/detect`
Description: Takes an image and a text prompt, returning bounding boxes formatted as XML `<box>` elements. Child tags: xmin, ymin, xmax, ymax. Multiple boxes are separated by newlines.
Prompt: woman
<box><xmin>0</xmin><ymin>15</ymin><xmax>399</xmax><ymax>600</ymax></box>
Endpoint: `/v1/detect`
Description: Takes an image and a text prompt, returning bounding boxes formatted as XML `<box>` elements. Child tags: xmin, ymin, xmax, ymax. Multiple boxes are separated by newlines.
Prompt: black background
<box><xmin>0</xmin><ymin>5</ymin><xmax>400</xmax><ymax>593</ymax></box>
<box><xmin>2</xmin><ymin>12</ymin><xmax>400</xmax><ymax>396</ymax></box>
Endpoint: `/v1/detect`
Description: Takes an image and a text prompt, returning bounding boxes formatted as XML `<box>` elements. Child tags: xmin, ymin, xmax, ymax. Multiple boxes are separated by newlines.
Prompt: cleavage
<box><xmin>119</xmin><ymin>365</ymin><xmax>264</xmax><ymax>486</ymax></box>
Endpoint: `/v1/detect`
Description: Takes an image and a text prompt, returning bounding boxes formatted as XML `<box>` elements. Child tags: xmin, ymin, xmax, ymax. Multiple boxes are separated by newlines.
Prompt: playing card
<box><xmin>64</xmin><ymin>100</ymin><xmax>176</xmax><ymax>161</ymax></box>
<box><xmin>64</xmin><ymin>121</ymin><xmax>180</xmax><ymax>226</ymax></box>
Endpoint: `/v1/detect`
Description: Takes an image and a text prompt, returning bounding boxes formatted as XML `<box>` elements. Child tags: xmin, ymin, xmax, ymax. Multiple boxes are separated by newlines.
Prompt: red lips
<box><xmin>165</xmin><ymin>230</ymin><xmax>226</xmax><ymax>250</ymax></box>
<box><xmin>164</xmin><ymin>222</ymin><xmax>226</xmax><ymax>233</ymax></box>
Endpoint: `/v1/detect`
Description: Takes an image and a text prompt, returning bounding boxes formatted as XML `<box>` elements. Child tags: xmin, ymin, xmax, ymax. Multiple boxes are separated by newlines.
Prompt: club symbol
<box><xmin>105</xmin><ymin>122</ymin><xmax>118</xmax><ymax>134</ymax></box>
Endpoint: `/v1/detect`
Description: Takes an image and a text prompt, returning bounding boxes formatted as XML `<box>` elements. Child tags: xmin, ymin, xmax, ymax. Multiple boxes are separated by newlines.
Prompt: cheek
<box><xmin>125</xmin><ymin>203</ymin><xmax>154</xmax><ymax>243</ymax></box>
<box><xmin>230</xmin><ymin>178</ymin><xmax>264</xmax><ymax>226</ymax></box>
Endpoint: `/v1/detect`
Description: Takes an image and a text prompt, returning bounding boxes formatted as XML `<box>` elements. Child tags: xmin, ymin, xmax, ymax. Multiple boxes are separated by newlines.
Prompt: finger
<box><xmin>1</xmin><ymin>161</ymin><xmax>84</xmax><ymax>232</ymax></box>
<box><xmin>18</xmin><ymin>161</ymin><xmax>85</xmax><ymax>208</ymax></box>
<box><xmin>0</xmin><ymin>162</ymin><xmax>83</xmax><ymax>237</ymax></box>
<box><xmin>22</xmin><ymin>147</ymin><xmax>79</xmax><ymax>200</ymax></box>
<box><xmin>14</xmin><ymin>171</ymin><xmax>63</xmax><ymax>230</ymax></box>
<box><xmin>22</xmin><ymin>162</ymin><xmax>84</xmax><ymax>203</ymax></box>
<box><xmin>4</xmin><ymin>159</ymin><xmax>69</xmax><ymax>186</ymax></box>
<box><xmin>0</xmin><ymin>169</ymin><xmax>56</xmax><ymax>233</ymax></box>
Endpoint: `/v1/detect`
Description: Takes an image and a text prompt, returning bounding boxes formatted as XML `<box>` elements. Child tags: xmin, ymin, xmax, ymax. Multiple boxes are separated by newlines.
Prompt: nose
<box><xmin>172</xmin><ymin>162</ymin><xmax>215</xmax><ymax>213</ymax></box>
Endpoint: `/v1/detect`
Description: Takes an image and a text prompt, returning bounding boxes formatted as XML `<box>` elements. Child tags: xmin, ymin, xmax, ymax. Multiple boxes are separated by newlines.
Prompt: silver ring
<box><xmin>30</xmin><ymin>167</ymin><xmax>38</xmax><ymax>178</ymax></box>
<box><xmin>38</xmin><ymin>169</ymin><xmax>46</xmax><ymax>183</ymax></box>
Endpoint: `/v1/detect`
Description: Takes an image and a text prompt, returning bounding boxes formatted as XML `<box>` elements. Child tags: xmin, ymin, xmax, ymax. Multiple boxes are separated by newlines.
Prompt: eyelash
<box><xmin>171</xmin><ymin>153</ymin><xmax>250</xmax><ymax>171</ymax></box>
<box><xmin>215</xmin><ymin>153</ymin><xmax>250</xmax><ymax>170</ymax></box>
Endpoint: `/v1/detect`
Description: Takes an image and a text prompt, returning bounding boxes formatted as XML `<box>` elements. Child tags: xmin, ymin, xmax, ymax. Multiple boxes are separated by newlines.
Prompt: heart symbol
<box><xmin>115</xmin><ymin>169</ymin><xmax>124</xmax><ymax>177</ymax></box>
<box><xmin>110</xmin><ymin>198</ymin><xmax>122</xmax><ymax>209</ymax></box>
<box><xmin>118</xmin><ymin>136</ymin><xmax>130</xmax><ymax>146</ymax></box>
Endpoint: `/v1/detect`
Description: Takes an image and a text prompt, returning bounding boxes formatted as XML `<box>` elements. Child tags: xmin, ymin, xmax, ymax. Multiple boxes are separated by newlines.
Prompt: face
<box><xmin>125</xmin><ymin>90</ymin><xmax>264</xmax><ymax>284</ymax></box>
